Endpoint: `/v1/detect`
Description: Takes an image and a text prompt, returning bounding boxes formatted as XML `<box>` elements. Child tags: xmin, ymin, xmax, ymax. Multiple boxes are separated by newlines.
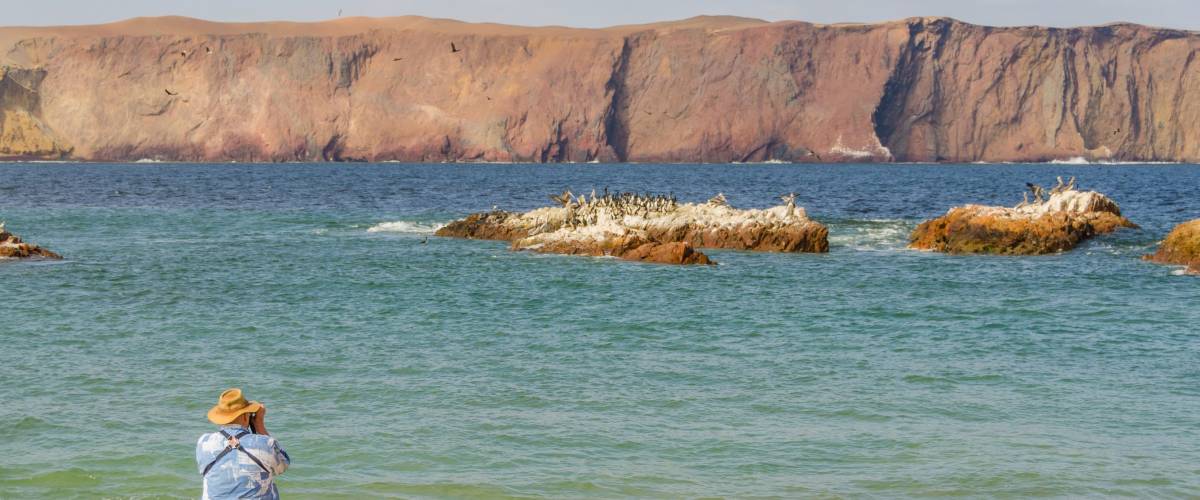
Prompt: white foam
<box><xmin>1049</xmin><ymin>156</ymin><xmax>1091</xmax><ymax>165</ymax></box>
<box><xmin>829</xmin><ymin>219</ymin><xmax>911</xmax><ymax>251</ymax></box>
<box><xmin>367</xmin><ymin>221</ymin><xmax>445</xmax><ymax>234</ymax></box>
<box><xmin>1046</xmin><ymin>157</ymin><xmax>1181</xmax><ymax>165</ymax></box>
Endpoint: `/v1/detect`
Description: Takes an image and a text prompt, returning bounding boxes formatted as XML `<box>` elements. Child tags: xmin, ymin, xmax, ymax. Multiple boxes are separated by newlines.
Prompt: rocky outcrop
<box><xmin>910</xmin><ymin>182</ymin><xmax>1136</xmax><ymax>254</ymax></box>
<box><xmin>1144</xmin><ymin>219</ymin><xmax>1200</xmax><ymax>274</ymax></box>
<box><xmin>0</xmin><ymin>225</ymin><xmax>62</xmax><ymax>259</ymax></box>
<box><xmin>437</xmin><ymin>192</ymin><xmax>828</xmax><ymax>264</ymax></box>
<box><xmin>1</xmin><ymin>15</ymin><xmax>1200</xmax><ymax>162</ymax></box>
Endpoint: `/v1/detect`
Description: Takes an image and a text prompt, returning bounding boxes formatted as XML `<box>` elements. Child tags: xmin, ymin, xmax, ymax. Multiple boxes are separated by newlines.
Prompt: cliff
<box><xmin>2</xmin><ymin>15</ymin><xmax>1199</xmax><ymax>162</ymax></box>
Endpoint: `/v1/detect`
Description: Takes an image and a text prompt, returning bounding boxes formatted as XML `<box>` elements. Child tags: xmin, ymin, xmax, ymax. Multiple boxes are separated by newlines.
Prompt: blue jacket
<box><xmin>196</xmin><ymin>425</ymin><xmax>290</xmax><ymax>499</ymax></box>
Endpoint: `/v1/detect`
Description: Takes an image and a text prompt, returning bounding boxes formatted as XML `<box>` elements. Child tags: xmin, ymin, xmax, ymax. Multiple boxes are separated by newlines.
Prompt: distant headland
<box><xmin>2</xmin><ymin>15</ymin><xmax>1199</xmax><ymax>163</ymax></box>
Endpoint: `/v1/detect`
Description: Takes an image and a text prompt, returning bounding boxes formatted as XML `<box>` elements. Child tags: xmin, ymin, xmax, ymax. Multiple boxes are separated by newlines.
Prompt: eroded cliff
<box><xmin>1</xmin><ymin>15</ymin><xmax>1198</xmax><ymax>162</ymax></box>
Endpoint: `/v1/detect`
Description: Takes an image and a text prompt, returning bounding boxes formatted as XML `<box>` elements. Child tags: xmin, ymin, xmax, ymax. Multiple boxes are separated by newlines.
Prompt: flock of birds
<box><xmin>537</xmin><ymin>189</ymin><xmax>804</xmax><ymax>229</ymax></box>
<box><xmin>547</xmin><ymin>189</ymin><xmax>681</xmax><ymax>228</ymax></box>
<box><xmin>1017</xmin><ymin>176</ymin><xmax>1077</xmax><ymax>208</ymax></box>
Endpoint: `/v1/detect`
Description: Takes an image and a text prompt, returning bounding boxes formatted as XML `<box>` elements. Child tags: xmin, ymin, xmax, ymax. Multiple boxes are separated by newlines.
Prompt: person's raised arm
<box><xmin>252</xmin><ymin>405</ymin><xmax>269</xmax><ymax>436</ymax></box>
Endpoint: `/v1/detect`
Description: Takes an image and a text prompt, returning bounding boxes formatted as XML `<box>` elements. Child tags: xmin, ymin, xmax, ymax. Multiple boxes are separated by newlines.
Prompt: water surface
<box><xmin>1</xmin><ymin>163</ymin><xmax>1197</xmax><ymax>498</ymax></box>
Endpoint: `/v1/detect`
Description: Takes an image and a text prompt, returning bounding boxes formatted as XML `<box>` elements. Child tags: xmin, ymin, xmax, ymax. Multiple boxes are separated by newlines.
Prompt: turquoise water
<box><xmin>1</xmin><ymin>163</ymin><xmax>1197</xmax><ymax>498</ymax></box>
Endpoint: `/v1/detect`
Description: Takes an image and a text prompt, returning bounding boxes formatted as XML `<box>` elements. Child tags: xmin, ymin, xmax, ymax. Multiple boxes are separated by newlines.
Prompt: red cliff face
<box><xmin>2</xmin><ymin>15</ymin><xmax>1199</xmax><ymax>163</ymax></box>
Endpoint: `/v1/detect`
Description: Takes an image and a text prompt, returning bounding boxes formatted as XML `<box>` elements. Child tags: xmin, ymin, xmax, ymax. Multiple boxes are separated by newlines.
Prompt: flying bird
<box><xmin>450</xmin><ymin>42</ymin><xmax>461</xmax><ymax>53</ymax></box>
<box><xmin>338</xmin><ymin>9</ymin><xmax>343</xmax><ymax>17</ymax></box>
<box><xmin>164</xmin><ymin>89</ymin><xmax>179</xmax><ymax>96</ymax></box>
<box><xmin>393</xmin><ymin>57</ymin><xmax>404</xmax><ymax>61</ymax></box>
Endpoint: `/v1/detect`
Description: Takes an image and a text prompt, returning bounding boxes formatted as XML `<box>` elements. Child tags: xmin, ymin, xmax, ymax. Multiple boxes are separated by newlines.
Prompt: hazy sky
<box><xmin>6</xmin><ymin>0</ymin><xmax>1196</xmax><ymax>30</ymax></box>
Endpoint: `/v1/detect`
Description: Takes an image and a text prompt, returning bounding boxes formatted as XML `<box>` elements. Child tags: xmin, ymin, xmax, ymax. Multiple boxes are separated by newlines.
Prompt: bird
<box><xmin>393</xmin><ymin>57</ymin><xmax>404</xmax><ymax>61</ymax></box>
<box><xmin>338</xmin><ymin>8</ymin><xmax>343</xmax><ymax>17</ymax></box>
<box><xmin>180</xmin><ymin>51</ymin><xmax>187</xmax><ymax>57</ymax></box>
<box><xmin>450</xmin><ymin>42</ymin><xmax>461</xmax><ymax>53</ymax></box>
<box><xmin>205</xmin><ymin>47</ymin><xmax>212</xmax><ymax>54</ymax></box>
<box><xmin>420</xmin><ymin>237</ymin><xmax>428</xmax><ymax>244</ymax></box>
<box><xmin>550</xmin><ymin>189</ymin><xmax>573</xmax><ymax>206</ymax></box>
<box><xmin>486</xmin><ymin>96</ymin><xmax>492</xmax><ymax>101</ymax></box>
<box><xmin>164</xmin><ymin>89</ymin><xmax>179</xmax><ymax>96</ymax></box>
<box><xmin>1026</xmin><ymin>182</ymin><xmax>1046</xmax><ymax>202</ymax></box>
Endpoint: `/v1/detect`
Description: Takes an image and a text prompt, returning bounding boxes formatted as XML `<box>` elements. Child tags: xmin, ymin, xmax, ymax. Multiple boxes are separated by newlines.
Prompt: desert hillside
<box><xmin>1</xmin><ymin>15</ymin><xmax>1198</xmax><ymax>162</ymax></box>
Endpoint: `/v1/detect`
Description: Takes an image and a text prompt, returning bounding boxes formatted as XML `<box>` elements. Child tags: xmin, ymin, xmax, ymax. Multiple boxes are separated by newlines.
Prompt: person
<box><xmin>196</xmin><ymin>388</ymin><xmax>290</xmax><ymax>499</ymax></box>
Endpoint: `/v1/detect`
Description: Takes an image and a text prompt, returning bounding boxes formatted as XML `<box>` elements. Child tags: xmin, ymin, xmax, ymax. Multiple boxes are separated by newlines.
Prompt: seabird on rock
<box><xmin>550</xmin><ymin>189</ymin><xmax>573</xmax><ymax>207</ymax></box>
<box><xmin>1026</xmin><ymin>182</ymin><xmax>1046</xmax><ymax>203</ymax></box>
<box><xmin>1015</xmin><ymin>191</ymin><xmax>1030</xmax><ymax>209</ymax></box>
<box><xmin>1050</xmin><ymin>176</ymin><xmax>1066</xmax><ymax>195</ymax></box>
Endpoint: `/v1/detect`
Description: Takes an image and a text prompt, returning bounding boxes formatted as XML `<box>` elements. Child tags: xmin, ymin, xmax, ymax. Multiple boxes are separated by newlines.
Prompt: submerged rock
<box><xmin>1144</xmin><ymin>219</ymin><xmax>1200</xmax><ymax>275</ymax></box>
<box><xmin>437</xmin><ymin>192</ymin><xmax>829</xmax><ymax>264</ymax></box>
<box><xmin>910</xmin><ymin>182</ymin><xmax>1136</xmax><ymax>255</ymax></box>
<box><xmin>0</xmin><ymin>224</ymin><xmax>62</xmax><ymax>260</ymax></box>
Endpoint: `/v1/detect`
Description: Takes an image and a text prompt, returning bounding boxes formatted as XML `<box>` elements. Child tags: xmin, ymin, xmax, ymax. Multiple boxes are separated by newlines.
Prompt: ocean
<box><xmin>1</xmin><ymin>162</ymin><xmax>1197</xmax><ymax>498</ymax></box>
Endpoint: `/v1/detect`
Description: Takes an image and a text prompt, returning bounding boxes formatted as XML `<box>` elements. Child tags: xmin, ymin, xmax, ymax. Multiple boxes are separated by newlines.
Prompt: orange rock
<box><xmin>657</xmin><ymin>222</ymin><xmax>829</xmax><ymax>253</ymax></box>
<box><xmin>620</xmin><ymin>242</ymin><xmax>714</xmax><ymax>265</ymax></box>
<box><xmin>435</xmin><ymin>211</ymin><xmax>531</xmax><ymax>241</ymax></box>
<box><xmin>513</xmin><ymin>235</ymin><xmax>715</xmax><ymax>265</ymax></box>
<box><xmin>910</xmin><ymin>189</ymin><xmax>1136</xmax><ymax>255</ymax></box>
<box><xmin>0</xmin><ymin>228</ymin><xmax>62</xmax><ymax>259</ymax></box>
<box><xmin>439</xmin><ymin>192</ymin><xmax>824</xmax><ymax>264</ymax></box>
<box><xmin>1144</xmin><ymin>219</ymin><xmax>1200</xmax><ymax>274</ymax></box>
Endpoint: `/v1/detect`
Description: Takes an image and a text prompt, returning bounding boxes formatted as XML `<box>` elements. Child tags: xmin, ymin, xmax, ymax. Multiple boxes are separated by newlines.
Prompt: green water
<box><xmin>1</xmin><ymin>163</ymin><xmax>1197</xmax><ymax>498</ymax></box>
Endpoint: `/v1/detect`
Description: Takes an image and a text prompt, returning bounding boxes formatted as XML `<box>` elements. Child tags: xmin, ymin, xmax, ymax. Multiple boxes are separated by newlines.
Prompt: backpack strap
<box><xmin>201</xmin><ymin>429</ymin><xmax>269</xmax><ymax>476</ymax></box>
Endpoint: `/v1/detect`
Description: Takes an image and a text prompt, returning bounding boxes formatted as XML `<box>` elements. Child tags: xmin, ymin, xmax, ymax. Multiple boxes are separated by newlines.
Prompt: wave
<box><xmin>366</xmin><ymin>220</ymin><xmax>446</xmax><ymax>234</ymax></box>
<box><xmin>828</xmin><ymin>219</ymin><xmax>912</xmax><ymax>251</ymax></box>
<box><xmin>1048</xmin><ymin>156</ymin><xmax>1092</xmax><ymax>165</ymax></box>
<box><xmin>1047</xmin><ymin>157</ymin><xmax>1182</xmax><ymax>165</ymax></box>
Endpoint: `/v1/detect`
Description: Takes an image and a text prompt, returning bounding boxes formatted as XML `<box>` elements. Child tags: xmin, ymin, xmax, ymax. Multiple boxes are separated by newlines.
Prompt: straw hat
<box><xmin>207</xmin><ymin>388</ymin><xmax>263</xmax><ymax>425</ymax></box>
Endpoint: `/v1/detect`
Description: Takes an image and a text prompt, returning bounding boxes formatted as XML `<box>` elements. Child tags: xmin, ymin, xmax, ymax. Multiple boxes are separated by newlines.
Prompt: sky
<box><xmin>4</xmin><ymin>0</ymin><xmax>1196</xmax><ymax>30</ymax></box>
